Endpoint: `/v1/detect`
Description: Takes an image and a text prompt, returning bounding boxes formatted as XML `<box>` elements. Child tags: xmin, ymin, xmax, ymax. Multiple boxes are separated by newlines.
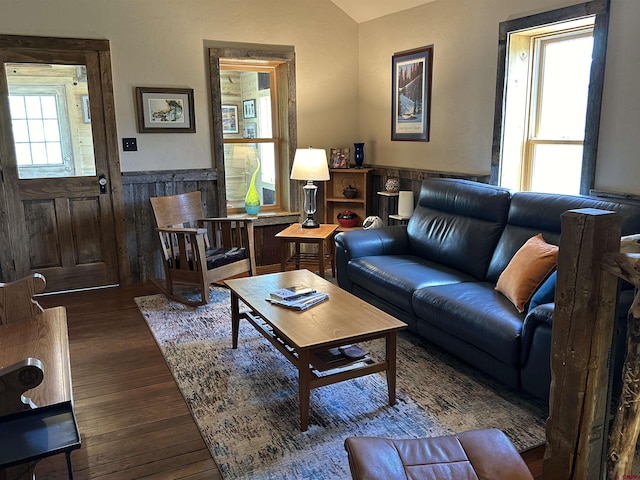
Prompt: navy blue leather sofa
<box><xmin>335</xmin><ymin>178</ymin><xmax>640</xmax><ymax>402</ymax></box>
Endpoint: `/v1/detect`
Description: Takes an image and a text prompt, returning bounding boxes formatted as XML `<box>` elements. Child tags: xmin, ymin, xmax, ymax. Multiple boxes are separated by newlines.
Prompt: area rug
<box><xmin>135</xmin><ymin>288</ymin><xmax>547</xmax><ymax>479</ymax></box>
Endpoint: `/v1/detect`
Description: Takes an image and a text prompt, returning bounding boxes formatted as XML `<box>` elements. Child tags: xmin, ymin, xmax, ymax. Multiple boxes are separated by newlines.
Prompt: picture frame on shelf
<box><xmin>329</xmin><ymin>147</ymin><xmax>350</xmax><ymax>168</ymax></box>
<box><xmin>391</xmin><ymin>45</ymin><xmax>433</xmax><ymax>142</ymax></box>
<box><xmin>221</xmin><ymin>105</ymin><xmax>239</xmax><ymax>134</ymax></box>
<box><xmin>243</xmin><ymin>99</ymin><xmax>256</xmax><ymax>119</ymax></box>
<box><xmin>135</xmin><ymin>87</ymin><xmax>196</xmax><ymax>133</ymax></box>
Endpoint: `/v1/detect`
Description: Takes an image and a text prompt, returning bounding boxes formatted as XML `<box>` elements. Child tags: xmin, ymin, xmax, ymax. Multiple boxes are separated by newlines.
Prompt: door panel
<box><xmin>0</xmin><ymin>37</ymin><xmax>126</xmax><ymax>292</ymax></box>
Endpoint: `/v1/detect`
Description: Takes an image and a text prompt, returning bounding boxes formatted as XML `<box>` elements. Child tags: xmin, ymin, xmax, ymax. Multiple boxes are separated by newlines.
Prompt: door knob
<box><xmin>98</xmin><ymin>174</ymin><xmax>107</xmax><ymax>194</ymax></box>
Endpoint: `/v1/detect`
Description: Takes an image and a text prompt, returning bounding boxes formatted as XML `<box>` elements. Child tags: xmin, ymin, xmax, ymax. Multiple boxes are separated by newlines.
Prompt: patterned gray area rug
<box><xmin>135</xmin><ymin>287</ymin><xmax>547</xmax><ymax>479</ymax></box>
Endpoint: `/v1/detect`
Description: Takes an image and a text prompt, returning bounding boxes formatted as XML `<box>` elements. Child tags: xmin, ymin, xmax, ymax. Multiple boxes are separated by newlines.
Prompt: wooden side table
<box><xmin>275</xmin><ymin>224</ymin><xmax>338</xmax><ymax>278</ymax></box>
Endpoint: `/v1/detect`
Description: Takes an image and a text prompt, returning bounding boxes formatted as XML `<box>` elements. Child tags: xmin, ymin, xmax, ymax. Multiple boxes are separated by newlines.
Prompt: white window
<box><xmin>492</xmin><ymin>2</ymin><xmax>609</xmax><ymax>196</ymax></box>
<box><xmin>500</xmin><ymin>23</ymin><xmax>594</xmax><ymax>194</ymax></box>
<box><xmin>9</xmin><ymin>87</ymin><xmax>73</xmax><ymax>178</ymax></box>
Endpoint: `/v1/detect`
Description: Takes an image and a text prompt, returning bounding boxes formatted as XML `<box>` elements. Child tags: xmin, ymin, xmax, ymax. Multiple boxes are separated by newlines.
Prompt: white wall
<box><xmin>0</xmin><ymin>0</ymin><xmax>359</xmax><ymax>172</ymax></box>
<box><xmin>2</xmin><ymin>0</ymin><xmax>638</xmax><ymax>194</ymax></box>
<box><xmin>596</xmin><ymin>0</ymin><xmax>640</xmax><ymax>195</ymax></box>
<box><xmin>358</xmin><ymin>0</ymin><xmax>640</xmax><ymax>194</ymax></box>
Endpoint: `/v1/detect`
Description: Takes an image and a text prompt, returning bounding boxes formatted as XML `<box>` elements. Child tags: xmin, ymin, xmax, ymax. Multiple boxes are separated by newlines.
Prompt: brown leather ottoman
<box><xmin>344</xmin><ymin>428</ymin><xmax>534</xmax><ymax>480</ymax></box>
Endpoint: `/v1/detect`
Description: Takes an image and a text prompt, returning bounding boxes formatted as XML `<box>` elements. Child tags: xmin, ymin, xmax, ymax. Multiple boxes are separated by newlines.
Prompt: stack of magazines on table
<box><xmin>266</xmin><ymin>285</ymin><xmax>329</xmax><ymax>310</ymax></box>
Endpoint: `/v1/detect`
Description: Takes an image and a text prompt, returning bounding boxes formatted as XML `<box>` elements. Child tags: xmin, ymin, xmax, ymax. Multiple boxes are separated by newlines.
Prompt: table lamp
<box><xmin>290</xmin><ymin>147</ymin><xmax>330</xmax><ymax>228</ymax></box>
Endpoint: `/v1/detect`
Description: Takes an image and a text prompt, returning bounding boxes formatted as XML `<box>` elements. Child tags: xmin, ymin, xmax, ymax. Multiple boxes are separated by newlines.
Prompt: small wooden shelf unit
<box><xmin>324</xmin><ymin>168</ymin><xmax>373</xmax><ymax>228</ymax></box>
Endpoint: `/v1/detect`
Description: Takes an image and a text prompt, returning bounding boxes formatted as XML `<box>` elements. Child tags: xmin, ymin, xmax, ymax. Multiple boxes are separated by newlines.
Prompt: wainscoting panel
<box><xmin>122</xmin><ymin>169</ymin><xmax>219</xmax><ymax>283</ymax></box>
<box><xmin>122</xmin><ymin>167</ymin><xmax>489</xmax><ymax>283</ymax></box>
<box><xmin>370</xmin><ymin>167</ymin><xmax>490</xmax><ymax>224</ymax></box>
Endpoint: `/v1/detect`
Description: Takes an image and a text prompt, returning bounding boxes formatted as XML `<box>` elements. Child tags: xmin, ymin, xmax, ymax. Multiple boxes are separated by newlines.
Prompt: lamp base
<box><xmin>301</xmin><ymin>216</ymin><xmax>321</xmax><ymax>228</ymax></box>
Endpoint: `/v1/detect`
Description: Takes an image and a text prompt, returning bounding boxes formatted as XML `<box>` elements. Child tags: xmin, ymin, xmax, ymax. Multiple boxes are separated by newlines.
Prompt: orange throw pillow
<box><xmin>495</xmin><ymin>234</ymin><xmax>559</xmax><ymax>313</ymax></box>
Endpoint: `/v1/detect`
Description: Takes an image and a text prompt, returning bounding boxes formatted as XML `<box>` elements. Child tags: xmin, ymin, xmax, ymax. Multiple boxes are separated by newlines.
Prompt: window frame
<box><xmin>520</xmin><ymin>27</ymin><xmax>594</xmax><ymax>192</ymax></box>
<box><xmin>491</xmin><ymin>1</ymin><xmax>610</xmax><ymax>194</ymax></box>
<box><xmin>209</xmin><ymin>46</ymin><xmax>296</xmax><ymax>216</ymax></box>
<box><xmin>220</xmin><ymin>62</ymin><xmax>280</xmax><ymax>213</ymax></box>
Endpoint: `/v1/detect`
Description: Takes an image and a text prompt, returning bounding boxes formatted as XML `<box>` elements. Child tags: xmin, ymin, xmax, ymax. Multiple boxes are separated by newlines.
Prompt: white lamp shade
<box><xmin>290</xmin><ymin>148</ymin><xmax>330</xmax><ymax>181</ymax></box>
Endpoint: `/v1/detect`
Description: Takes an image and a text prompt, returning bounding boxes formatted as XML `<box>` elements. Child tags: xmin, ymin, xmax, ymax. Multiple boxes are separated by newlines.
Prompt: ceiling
<box><xmin>330</xmin><ymin>0</ymin><xmax>437</xmax><ymax>23</ymax></box>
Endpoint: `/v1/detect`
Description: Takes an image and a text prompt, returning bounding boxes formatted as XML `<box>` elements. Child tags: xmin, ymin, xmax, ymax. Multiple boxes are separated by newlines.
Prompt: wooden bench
<box><xmin>0</xmin><ymin>274</ymin><xmax>79</xmax><ymax>480</ymax></box>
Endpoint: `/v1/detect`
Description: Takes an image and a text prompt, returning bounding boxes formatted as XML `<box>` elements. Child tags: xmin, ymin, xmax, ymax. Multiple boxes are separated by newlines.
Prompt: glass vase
<box><xmin>354</xmin><ymin>143</ymin><xmax>365</xmax><ymax>168</ymax></box>
<box><xmin>245</xmin><ymin>159</ymin><xmax>261</xmax><ymax>215</ymax></box>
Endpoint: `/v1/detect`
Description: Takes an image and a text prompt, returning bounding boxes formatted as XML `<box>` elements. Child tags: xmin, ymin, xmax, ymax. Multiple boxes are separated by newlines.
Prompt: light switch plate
<box><xmin>122</xmin><ymin>137</ymin><xmax>137</xmax><ymax>151</ymax></box>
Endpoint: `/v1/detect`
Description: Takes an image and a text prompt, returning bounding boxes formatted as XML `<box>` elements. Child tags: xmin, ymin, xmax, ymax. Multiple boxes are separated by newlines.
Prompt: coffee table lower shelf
<box><xmin>241</xmin><ymin>311</ymin><xmax>396</xmax><ymax>431</ymax></box>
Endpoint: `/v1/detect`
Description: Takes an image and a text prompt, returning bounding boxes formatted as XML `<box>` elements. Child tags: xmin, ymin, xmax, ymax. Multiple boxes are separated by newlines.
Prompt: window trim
<box><xmin>491</xmin><ymin>0</ymin><xmax>610</xmax><ymax>194</ymax></box>
<box><xmin>209</xmin><ymin>46</ymin><xmax>296</xmax><ymax>216</ymax></box>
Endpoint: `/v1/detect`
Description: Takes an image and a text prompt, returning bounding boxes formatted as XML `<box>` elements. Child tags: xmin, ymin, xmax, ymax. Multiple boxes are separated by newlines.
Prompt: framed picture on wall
<box><xmin>135</xmin><ymin>87</ymin><xmax>196</xmax><ymax>133</ymax></box>
<box><xmin>391</xmin><ymin>45</ymin><xmax>433</xmax><ymax>141</ymax></box>
<box><xmin>244</xmin><ymin>122</ymin><xmax>257</xmax><ymax>138</ymax></box>
<box><xmin>221</xmin><ymin>105</ymin><xmax>239</xmax><ymax>134</ymax></box>
<box><xmin>243</xmin><ymin>99</ymin><xmax>256</xmax><ymax>119</ymax></box>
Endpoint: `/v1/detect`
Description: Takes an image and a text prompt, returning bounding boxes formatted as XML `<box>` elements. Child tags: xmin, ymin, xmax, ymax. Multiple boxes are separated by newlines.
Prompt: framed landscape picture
<box><xmin>135</xmin><ymin>87</ymin><xmax>196</xmax><ymax>133</ymax></box>
<box><xmin>391</xmin><ymin>46</ymin><xmax>433</xmax><ymax>141</ymax></box>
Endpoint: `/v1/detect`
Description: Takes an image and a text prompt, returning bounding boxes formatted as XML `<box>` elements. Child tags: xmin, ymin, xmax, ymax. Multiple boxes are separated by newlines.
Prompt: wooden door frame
<box><xmin>0</xmin><ymin>34</ymin><xmax>130</xmax><ymax>285</ymax></box>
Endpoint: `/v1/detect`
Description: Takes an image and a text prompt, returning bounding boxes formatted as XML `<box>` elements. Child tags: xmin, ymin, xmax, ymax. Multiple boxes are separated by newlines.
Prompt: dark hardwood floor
<box><xmin>35</xmin><ymin>282</ymin><xmax>223</xmax><ymax>480</ymax></box>
<box><xmin>30</xmin><ymin>280</ymin><xmax>544</xmax><ymax>479</ymax></box>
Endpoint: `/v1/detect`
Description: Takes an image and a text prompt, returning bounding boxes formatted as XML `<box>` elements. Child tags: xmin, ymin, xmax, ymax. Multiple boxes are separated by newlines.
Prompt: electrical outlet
<box><xmin>122</xmin><ymin>137</ymin><xmax>137</xmax><ymax>151</ymax></box>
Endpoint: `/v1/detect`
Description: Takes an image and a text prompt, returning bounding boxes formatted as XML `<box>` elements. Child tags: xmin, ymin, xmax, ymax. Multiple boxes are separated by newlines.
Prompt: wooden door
<box><xmin>0</xmin><ymin>36</ymin><xmax>129</xmax><ymax>292</ymax></box>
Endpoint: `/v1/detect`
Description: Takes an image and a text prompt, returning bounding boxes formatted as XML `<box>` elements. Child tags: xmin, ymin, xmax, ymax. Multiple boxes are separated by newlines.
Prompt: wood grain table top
<box><xmin>226</xmin><ymin>270</ymin><xmax>405</xmax><ymax>349</ymax></box>
<box><xmin>275</xmin><ymin>223</ymin><xmax>338</xmax><ymax>241</ymax></box>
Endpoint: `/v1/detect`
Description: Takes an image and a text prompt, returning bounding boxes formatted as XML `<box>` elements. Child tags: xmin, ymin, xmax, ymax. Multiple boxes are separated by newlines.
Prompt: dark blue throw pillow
<box><xmin>528</xmin><ymin>270</ymin><xmax>557</xmax><ymax>314</ymax></box>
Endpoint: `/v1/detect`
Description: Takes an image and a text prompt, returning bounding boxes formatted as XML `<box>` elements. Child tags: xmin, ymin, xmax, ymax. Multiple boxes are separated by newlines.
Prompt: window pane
<box><xmin>28</xmin><ymin>119</ymin><xmax>45</xmax><ymax>142</ymax></box>
<box><xmin>46</xmin><ymin>142</ymin><xmax>63</xmax><ymax>164</ymax></box>
<box><xmin>224</xmin><ymin>143</ymin><xmax>276</xmax><ymax>209</ymax></box>
<box><xmin>24</xmin><ymin>96</ymin><xmax>42</xmax><ymax>118</ymax></box>
<box><xmin>6</xmin><ymin>63</ymin><xmax>97</xmax><ymax>179</ymax></box>
<box><xmin>15</xmin><ymin>143</ymin><xmax>31</xmax><ymax>165</ymax></box>
<box><xmin>43</xmin><ymin>119</ymin><xmax>60</xmax><ymax>141</ymax></box>
<box><xmin>12</xmin><ymin>119</ymin><xmax>29</xmax><ymax>142</ymax></box>
<box><xmin>536</xmin><ymin>34</ymin><xmax>593</xmax><ymax>140</ymax></box>
<box><xmin>530</xmin><ymin>144</ymin><xmax>582</xmax><ymax>194</ymax></box>
<box><xmin>221</xmin><ymin>70</ymin><xmax>273</xmax><ymax>140</ymax></box>
<box><xmin>30</xmin><ymin>143</ymin><xmax>47</xmax><ymax>164</ymax></box>
<box><xmin>40</xmin><ymin>96</ymin><xmax>57</xmax><ymax>118</ymax></box>
<box><xmin>9</xmin><ymin>96</ymin><xmax>25</xmax><ymax>118</ymax></box>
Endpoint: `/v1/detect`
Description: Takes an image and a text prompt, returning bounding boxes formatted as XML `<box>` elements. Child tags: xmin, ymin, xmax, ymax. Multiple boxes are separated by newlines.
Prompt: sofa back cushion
<box><xmin>486</xmin><ymin>192</ymin><xmax>640</xmax><ymax>284</ymax></box>
<box><xmin>407</xmin><ymin>178</ymin><xmax>511</xmax><ymax>280</ymax></box>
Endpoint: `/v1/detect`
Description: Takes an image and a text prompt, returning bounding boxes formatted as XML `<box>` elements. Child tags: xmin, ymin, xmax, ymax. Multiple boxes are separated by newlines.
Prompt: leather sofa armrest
<box><xmin>335</xmin><ymin>227</ymin><xmax>410</xmax><ymax>291</ymax></box>
<box><xmin>335</xmin><ymin>226</ymin><xmax>409</xmax><ymax>261</ymax></box>
<box><xmin>520</xmin><ymin>303</ymin><xmax>554</xmax><ymax>363</ymax></box>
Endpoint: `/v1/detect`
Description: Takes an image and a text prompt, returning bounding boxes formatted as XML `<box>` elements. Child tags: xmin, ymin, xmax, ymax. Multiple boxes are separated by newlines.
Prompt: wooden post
<box><xmin>601</xmin><ymin>250</ymin><xmax>640</xmax><ymax>478</ymax></box>
<box><xmin>543</xmin><ymin>208</ymin><xmax>621</xmax><ymax>479</ymax></box>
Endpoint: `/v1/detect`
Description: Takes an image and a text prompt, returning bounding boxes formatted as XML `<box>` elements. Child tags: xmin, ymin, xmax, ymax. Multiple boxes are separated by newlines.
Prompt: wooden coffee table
<box><xmin>225</xmin><ymin>270</ymin><xmax>406</xmax><ymax>431</ymax></box>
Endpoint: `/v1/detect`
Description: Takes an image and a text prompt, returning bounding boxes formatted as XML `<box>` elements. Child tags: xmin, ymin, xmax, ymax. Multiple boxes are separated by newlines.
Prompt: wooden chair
<box><xmin>0</xmin><ymin>273</ymin><xmax>46</xmax><ymax>325</ymax></box>
<box><xmin>150</xmin><ymin>191</ymin><xmax>257</xmax><ymax>306</ymax></box>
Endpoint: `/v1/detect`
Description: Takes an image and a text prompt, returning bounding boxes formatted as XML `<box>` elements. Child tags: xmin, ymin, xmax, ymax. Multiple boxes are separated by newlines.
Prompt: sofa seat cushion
<box><xmin>413</xmin><ymin>282</ymin><xmax>525</xmax><ymax>367</ymax></box>
<box><xmin>347</xmin><ymin>255</ymin><xmax>476</xmax><ymax>315</ymax></box>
